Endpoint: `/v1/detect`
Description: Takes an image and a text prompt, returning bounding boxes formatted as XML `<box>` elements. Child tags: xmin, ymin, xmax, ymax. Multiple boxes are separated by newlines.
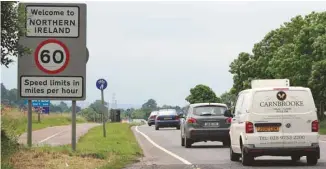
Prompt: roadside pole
<box><xmin>72</xmin><ymin>100</ymin><xmax>77</xmax><ymax>151</ymax></box>
<box><xmin>27</xmin><ymin>100</ymin><xmax>32</xmax><ymax>147</ymax></box>
<box><xmin>101</xmin><ymin>89</ymin><xmax>106</xmax><ymax>137</ymax></box>
<box><xmin>96</xmin><ymin>79</ymin><xmax>108</xmax><ymax>137</ymax></box>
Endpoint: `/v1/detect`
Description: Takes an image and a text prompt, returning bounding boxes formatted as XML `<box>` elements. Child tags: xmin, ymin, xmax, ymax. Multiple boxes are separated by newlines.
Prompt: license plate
<box><xmin>164</xmin><ymin>117</ymin><xmax>172</xmax><ymax>120</ymax></box>
<box><xmin>256</xmin><ymin>126</ymin><xmax>280</xmax><ymax>132</ymax></box>
<box><xmin>205</xmin><ymin>122</ymin><xmax>219</xmax><ymax>126</ymax></box>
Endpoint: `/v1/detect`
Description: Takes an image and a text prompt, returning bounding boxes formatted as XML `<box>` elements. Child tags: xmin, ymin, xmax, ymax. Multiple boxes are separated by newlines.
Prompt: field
<box><xmin>1</xmin><ymin>109</ymin><xmax>87</xmax><ymax>136</ymax></box>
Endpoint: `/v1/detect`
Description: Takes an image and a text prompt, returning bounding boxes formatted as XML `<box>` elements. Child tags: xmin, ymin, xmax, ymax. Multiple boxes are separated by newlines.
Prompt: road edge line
<box><xmin>135</xmin><ymin>126</ymin><xmax>192</xmax><ymax>165</ymax></box>
<box><xmin>38</xmin><ymin>130</ymin><xmax>67</xmax><ymax>144</ymax></box>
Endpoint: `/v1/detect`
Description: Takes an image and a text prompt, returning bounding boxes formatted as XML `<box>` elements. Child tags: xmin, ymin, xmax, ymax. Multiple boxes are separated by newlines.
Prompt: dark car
<box><xmin>155</xmin><ymin>109</ymin><xmax>180</xmax><ymax>130</ymax></box>
<box><xmin>147</xmin><ymin>111</ymin><xmax>158</xmax><ymax>126</ymax></box>
<box><xmin>180</xmin><ymin>103</ymin><xmax>232</xmax><ymax>148</ymax></box>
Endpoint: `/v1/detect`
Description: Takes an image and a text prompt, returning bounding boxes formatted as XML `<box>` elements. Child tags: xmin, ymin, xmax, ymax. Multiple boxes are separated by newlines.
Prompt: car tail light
<box><xmin>245</xmin><ymin>121</ymin><xmax>254</xmax><ymax>133</ymax></box>
<box><xmin>312</xmin><ymin>120</ymin><xmax>319</xmax><ymax>132</ymax></box>
<box><xmin>175</xmin><ymin>116</ymin><xmax>180</xmax><ymax>120</ymax></box>
<box><xmin>226</xmin><ymin>117</ymin><xmax>232</xmax><ymax>124</ymax></box>
<box><xmin>187</xmin><ymin>117</ymin><xmax>197</xmax><ymax>124</ymax></box>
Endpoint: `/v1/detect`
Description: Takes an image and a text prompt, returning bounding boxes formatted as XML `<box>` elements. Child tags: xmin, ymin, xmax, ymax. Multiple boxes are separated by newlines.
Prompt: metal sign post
<box><xmin>27</xmin><ymin>100</ymin><xmax>32</xmax><ymax>147</ymax></box>
<box><xmin>96</xmin><ymin>79</ymin><xmax>108</xmax><ymax>137</ymax></box>
<box><xmin>18</xmin><ymin>3</ymin><xmax>87</xmax><ymax>150</ymax></box>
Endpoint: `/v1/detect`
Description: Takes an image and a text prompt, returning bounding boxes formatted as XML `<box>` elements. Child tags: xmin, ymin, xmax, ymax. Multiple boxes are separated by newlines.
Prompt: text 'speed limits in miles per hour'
<box><xmin>20</xmin><ymin>76</ymin><xmax>83</xmax><ymax>98</ymax></box>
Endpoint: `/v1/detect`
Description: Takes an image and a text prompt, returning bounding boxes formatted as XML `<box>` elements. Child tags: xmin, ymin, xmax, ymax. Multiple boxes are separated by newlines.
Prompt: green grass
<box><xmin>77</xmin><ymin>123</ymin><xmax>142</xmax><ymax>168</ymax></box>
<box><xmin>320</xmin><ymin>120</ymin><xmax>326</xmax><ymax>135</ymax></box>
<box><xmin>1</xmin><ymin>110</ymin><xmax>88</xmax><ymax>169</ymax></box>
<box><xmin>16</xmin><ymin>123</ymin><xmax>142</xmax><ymax>169</ymax></box>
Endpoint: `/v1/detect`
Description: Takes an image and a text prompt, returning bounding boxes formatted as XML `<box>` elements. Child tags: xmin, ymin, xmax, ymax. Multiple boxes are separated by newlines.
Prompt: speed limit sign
<box><xmin>34</xmin><ymin>39</ymin><xmax>70</xmax><ymax>74</ymax></box>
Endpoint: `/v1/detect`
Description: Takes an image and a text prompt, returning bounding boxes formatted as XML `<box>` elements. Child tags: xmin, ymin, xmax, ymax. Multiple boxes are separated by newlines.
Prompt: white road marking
<box><xmin>135</xmin><ymin>126</ymin><xmax>192</xmax><ymax>165</ymax></box>
<box><xmin>38</xmin><ymin>130</ymin><xmax>67</xmax><ymax>143</ymax></box>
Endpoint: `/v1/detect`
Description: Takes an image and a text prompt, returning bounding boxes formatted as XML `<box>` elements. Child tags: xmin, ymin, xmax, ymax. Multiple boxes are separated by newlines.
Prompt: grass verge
<box><xmin>320</xmin><ymin>120</ymin><xmax>326</xmax><ymax>135</ymax></box>
<box><xmin>9</xmin><ymin>123</ymin><xmax>142</xmax><ymax>169</ymax></box>
<box><xmin>1</xmin><ymin>109</ymin><xmax>87</xmax><ymax>168</ymax></box>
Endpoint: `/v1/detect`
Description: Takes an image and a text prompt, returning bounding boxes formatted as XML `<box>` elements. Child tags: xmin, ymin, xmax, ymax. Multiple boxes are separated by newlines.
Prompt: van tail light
<box><xmin>226</xmin><ymin>117</ymin><xmax>232</xmax><ymax>124</ymax></box>
<box><xmin>187</xmin><ymin>117</ymin><xmax>197</xmax><ymax>124</ymax></box>
<box><xmin>312</xmin><ymin>120</ymin><xmax>319</xmax><ymax>132</ymax></box>
<box><xmin>245</xmin><ymin>121</ymin><xmax>254</xmax><ymax>133</ymax></box>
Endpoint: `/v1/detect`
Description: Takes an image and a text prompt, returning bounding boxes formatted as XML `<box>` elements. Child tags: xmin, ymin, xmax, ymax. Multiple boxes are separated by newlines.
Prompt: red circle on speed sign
<box><xmin>34</xmin><ymin>39</ymin><xmax>70</xmax><ymax>74</ymax></box>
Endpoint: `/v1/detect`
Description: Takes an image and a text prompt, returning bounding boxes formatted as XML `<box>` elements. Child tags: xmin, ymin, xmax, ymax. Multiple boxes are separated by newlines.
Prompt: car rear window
<box><xmin>158</xmin><ymin>110</ymin><xmax>177</xmax><ymax>116</ymax></box>
<box><xmin>252</xmin><ymin>89</ymin><xmax>315</xmax><ymax>113</ymax></box>
<box><xmin>193</xmin><ymin>105</ymin><xmax>227</xmax><ymax>116</ymax></box>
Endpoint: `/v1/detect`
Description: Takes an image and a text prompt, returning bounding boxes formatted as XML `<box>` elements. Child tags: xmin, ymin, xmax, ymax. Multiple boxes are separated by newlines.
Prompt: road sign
<box><xmin>18</xmin><ymin>3</ymin><xmax>87</xmax><ymax>101</ymax></box>
<box><xmin>26</xmin><ymin>5</ymin><xmax>79</xmax><ymax>38</ymax></box>
<box><xmin>35</xmin><ymin>39</ymin><xmax>70</xmax><ymax>74</ymax></box>
<box><xmin>24</xmin><ymin>100</ymin><xmax>50</xmax><ymax>107</ymax></box>
<box><xmin>96</xmin><ymin>79</ymin><xmax>108</xmax><ymax>90</ymax></box>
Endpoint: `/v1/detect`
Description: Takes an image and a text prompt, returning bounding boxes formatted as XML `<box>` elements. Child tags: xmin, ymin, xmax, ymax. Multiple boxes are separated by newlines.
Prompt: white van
<box><xmin>229</xmin><ymin>79</ymin><xmax>320</xmax><ymax>166</ymax></box>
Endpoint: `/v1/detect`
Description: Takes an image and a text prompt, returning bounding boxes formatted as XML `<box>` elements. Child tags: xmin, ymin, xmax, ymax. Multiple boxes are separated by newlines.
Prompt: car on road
<box><xmin>155</xmin><ymin>109</ymin><xmax>180</xmax><ymax>130</ymax></box>
<box><xmin>147</xmin><ymin>111</ymin><xmax>158</xmax><ymax>126</ymax></box>
<box><xmin>229</xmin><ymin>79</ymin><xmax>320</xmax><ymax>166</ymax></box>
<box><xmin>180</xmin><ymin>103</ymin><xmax>232</xmax><ymax>148</ymax></box>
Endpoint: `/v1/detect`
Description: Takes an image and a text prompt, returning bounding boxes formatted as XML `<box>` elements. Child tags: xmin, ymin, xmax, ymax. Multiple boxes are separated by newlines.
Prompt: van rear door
<box><xmin>252</xmin><ymin>88</ymin><xmax>317</xmax><ymax>148</ymax></box>
<box><xmin>277</xmin><ymin>88</ymin><xmax>317</xmax><ymax>147</ymax></box>
<box><xmin>251</xmin><ymin>90</ymin><xmax>284</xmax><ymax>148</ymax></box>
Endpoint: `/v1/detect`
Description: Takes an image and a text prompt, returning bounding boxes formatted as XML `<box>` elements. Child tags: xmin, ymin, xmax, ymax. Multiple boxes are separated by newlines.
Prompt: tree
<box><xmin>308</xmin><ymin>60</ymin><xmax>326</xmax><ymax>105</ymax></box>
<box><xmin>185</xmin><ymin>84</ymin><xmax>221</xmax><ymax>104</ymax></box>
<box><xmin>142</xmin><ymin>99</ymin><xmax>157</xmax><ymax>110</ymax></box>
<box><xmin>49</xmin><ymin>104</ymin><xmax>62</xmax><ymax>112</ymax></box>
<box><xmin>58</xmin><ymin>101</ymin><xmax>69</xmax><ymax>112</ymax></box>
<box><xmin>89</xmin><ymin>100</ymin><xmax>108</xmax><ymax>113</ymax></box>
<box><xmin>1</xmin><ymin>1</ymin><xmax>29</xmax><ymax>68</ymax></box>
<box><xmin>220</xmin><ymin>91</ymin><xmax>236</xmax><ymax>108</ymax></box>
<box><xmin>229</xmin><ymin>11</ymin><xmax>326</xmax><ymax>103</ymax></box>
<box><xmin>228</xmin><ymin>11</ymin><xmax>326</xmax><ymax>120</ymax></box>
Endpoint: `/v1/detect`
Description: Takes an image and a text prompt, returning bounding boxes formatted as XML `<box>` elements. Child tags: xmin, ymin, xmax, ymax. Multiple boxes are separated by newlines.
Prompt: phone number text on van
<box><xmin>259</xmin><ymin>135</ymin><xmax>305</xmax><ymax>141</ymax></box>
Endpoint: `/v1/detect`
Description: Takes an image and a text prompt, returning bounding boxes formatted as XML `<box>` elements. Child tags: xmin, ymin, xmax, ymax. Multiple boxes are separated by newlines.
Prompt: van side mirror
<box><xmin>224</xmin><ymin>110</ymin><xmax>233</xmax><ymax>117</ymax></box>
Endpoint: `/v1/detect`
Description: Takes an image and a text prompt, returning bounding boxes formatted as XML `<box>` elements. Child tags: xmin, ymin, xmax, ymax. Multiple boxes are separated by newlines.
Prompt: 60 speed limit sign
<box><xmin>34</xmin><ymin>39</ymin><xmax>70</xmax><ymax>74</ymax></box>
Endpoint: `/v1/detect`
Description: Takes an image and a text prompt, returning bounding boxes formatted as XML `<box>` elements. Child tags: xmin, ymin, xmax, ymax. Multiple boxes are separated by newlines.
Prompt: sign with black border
<box><xmin>20</xmin><ymin>75</ymin><xmax>84</xmax><ymax>100</ymax></box>
<box><xmin>25</xmin><ymin>5</ymin><xmax>81</xmax><ymax>38</ymax></box>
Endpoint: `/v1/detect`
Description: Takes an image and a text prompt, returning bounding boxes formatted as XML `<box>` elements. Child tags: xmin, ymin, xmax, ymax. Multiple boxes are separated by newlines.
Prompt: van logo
<box><xmin>286</xmin><ymin>123</ymin><xmax>291</xmax><ymax>128</ymax></box>
<box><xmin>276</xmin><ymin>91</ymin><xmax>287</xmax><ymax>101</ymax></box>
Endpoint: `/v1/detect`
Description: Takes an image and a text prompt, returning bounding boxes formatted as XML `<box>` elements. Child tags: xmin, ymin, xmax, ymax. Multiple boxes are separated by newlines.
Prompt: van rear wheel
<box><xmin>241</xmin><ymin>147</ymin><xmax>253</xmax><ymax>166</ymax></box>
<box><xmin>306</xmin><ymin>155</ymin><xmax>318</xmax><ymax>165</ymax></box>
<box><xmin>230</xmin><ymin>145</ymin><xmax>240</xmax><ymax>161</ymax></box>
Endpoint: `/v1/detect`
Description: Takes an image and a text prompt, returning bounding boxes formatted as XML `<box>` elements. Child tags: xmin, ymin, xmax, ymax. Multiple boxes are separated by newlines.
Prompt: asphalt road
<box><xmin>125</xmin><ymin>125</ymin><xmax>326</xmax><ymax>169</ymax></box>
<box><xmin>18</xmin><ymin>123</ymin><xmax>100</xmax><ymax>146</ymax></box>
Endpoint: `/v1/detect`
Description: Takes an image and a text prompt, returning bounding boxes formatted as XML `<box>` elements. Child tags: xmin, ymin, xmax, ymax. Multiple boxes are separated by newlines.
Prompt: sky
<box><xmin>1</xmin><ymin>1</ymin><xmax>326</xmax><ymax>108</ymax></box>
